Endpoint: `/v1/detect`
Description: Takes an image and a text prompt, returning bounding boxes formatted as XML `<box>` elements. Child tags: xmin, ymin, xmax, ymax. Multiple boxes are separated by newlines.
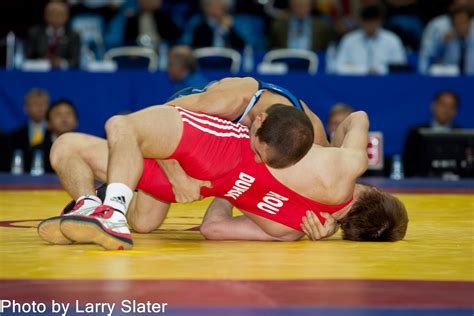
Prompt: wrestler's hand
<box><xmin>301</xmin><ymin>211</ymin><xmax>339</xmax><ymax>241</ymax></box>
<box><xmin>172</xmin><ymin>175</ymin><xmax>212</xmax><ymax>203</ymax></box>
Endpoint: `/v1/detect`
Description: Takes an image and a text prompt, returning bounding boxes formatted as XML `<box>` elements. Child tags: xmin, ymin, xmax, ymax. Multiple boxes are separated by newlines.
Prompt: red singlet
<box><xmin>137</xmin><ymin>107</ymin><xmax>352</xmax><ymax>232</ymax></box>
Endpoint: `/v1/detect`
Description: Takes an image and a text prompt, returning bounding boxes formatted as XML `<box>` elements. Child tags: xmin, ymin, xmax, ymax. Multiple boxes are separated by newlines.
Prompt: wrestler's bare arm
<box><xmin>200</xmin><ymin>198</ymin><xmax>301</xmax><ymax>241</ymax></box>
<box><xmin>330</xmin><ymin>111</ymin><xmax>370</xmax><ymax>176</ymax></box>
<box><xmin>156</xmin><ymin>160</ymin><xmax>211</xmax><ymax>203</ymax></box>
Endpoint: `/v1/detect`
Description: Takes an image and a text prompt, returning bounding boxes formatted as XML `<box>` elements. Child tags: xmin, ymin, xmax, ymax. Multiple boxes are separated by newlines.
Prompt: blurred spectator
<box><xmin>6</xmin><ymin>89</ymin><xmax>50</xmax><ymax>172</ymax></box>
<box><xmin>427</xmin><ymin>6</ymin><xmax>474</xmax><ymax>75</ymax></box>
<box><xmin>124</xmin><ymin>0</ymin><xmax>181</xmax><ymax>47</ymax></box>
<box><xmin>334</xmin><ymin>4</ymin><xmax>406</xmax><ymax>74</ymax></box>
<box><xmin>327</xmin><ymin>103</ymin><xmax>354</xmax><ymax>139</ymax></box>
<box><xmin>402</xmin><ymin>90</ymin><xmax>460</xmax><ymax>177</ymax></box>
<box><xmin>167</xmin><ymin>46</ymin><xmax>208</xmax><ymax>91</ymax></box>
<box><xmin>419</xmin><ymin>0</ymin><xmax>474</xmax><ymax>74</ymax></box>
<box><xmin>68</xmin><ymin>0</ymin><xmax>124</xmax><ymax>24</ymax></box>
<box><xmin>25</xmin><ymin>1</ymin><xmax>81</xmax><ymax>68</ymax></box>
<box><xmin>189</xmin><ymin>0</ymin><xmax>245</xmax><ymax>49</ymax></box>
<box><xmin>42</xmin><ymin>99</ymin><xmax>79</xmax><ymax>172</ymax></box>
<box><xmin>269</xmin><ymin>0</ymin><xmax>334</xmax><ymax>51</ymax></box>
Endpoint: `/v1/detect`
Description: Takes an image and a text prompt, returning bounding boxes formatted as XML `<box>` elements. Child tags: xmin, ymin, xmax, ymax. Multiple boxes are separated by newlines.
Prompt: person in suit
<box><xmin>269</xmin><ymin>0</ymin><xmax>335</xmax><ymax>51</ymax></box>
<box><xmin>428</xmin><ymin>5</ymin><xmax>474</xmax><ymax>75</ymax></box>
<box><xmin>124</xmin><ymin>0</ymin><xmax>181</xmax><ymax>47</ymax></box>
<box><xmin>190</xmin><ymin>0</ymin><xmax>245</xmax><ymax>49</ymax></box>
<box><xmin>6</xmin><ymin>89</ymin><xmax>50</xmax><ymax>173</ymax></box>
<box><xmin>402</xmin><ymin>90</ymin><xmax>460</xmax><ymax>177</ymax></box>
<box><xmin>25</xmin><ymin>1</ymin><xmax>81</xmax><ymax>68</ymax></box>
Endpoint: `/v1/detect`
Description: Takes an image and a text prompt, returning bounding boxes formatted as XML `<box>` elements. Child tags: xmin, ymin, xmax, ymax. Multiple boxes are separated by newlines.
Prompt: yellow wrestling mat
<box><xmin>0</xmin><ymin>191</ymin><xmax>473</xmax><ymax>282</ymax></box>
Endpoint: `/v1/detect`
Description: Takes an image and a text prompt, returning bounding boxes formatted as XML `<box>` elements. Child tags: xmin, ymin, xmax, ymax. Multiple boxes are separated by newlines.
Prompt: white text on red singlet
<box><xmin>257</xmin><ymin>191</ymin><xmax>289</xmax><ymax>215</ymax></box>
<box><xmin>224</xmin><ymin>172</ymin><xmax>255</xmax><ymax>200</ymax></box>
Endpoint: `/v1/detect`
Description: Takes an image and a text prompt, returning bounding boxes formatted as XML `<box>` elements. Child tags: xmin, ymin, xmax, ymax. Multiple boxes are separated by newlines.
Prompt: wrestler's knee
<box><xmin>50</xmin><ymin>133</ymin><xmax>81</xmax><ymax>170</ymax></box>
<box><xmin>105</xmin><ymin>115</ymin><xmax>130</xmax><ymax>138</ymax></box>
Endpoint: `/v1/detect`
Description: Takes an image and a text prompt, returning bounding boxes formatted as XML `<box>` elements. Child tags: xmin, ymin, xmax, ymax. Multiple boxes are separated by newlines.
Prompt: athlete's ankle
<box><xmin>103</xmin><ymin>183</ymin><xmax>134</xmax><ymax>214</ymax></box>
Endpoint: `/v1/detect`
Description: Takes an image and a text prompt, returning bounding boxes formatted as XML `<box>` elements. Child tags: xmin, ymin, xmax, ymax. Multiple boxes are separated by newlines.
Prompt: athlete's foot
<box><xmin>37</xmin><ymin>197</ymin><xmax>101</xmax><ymax>245</ymax></box>
<box><xmin>60</xmin><ymin>205</ymin><xmax>133</xmax><ymax>250</ymax></box>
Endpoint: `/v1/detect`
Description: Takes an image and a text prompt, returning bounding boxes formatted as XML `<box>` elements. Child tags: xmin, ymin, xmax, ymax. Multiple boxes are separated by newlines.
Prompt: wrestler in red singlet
<box><xmin>137</xmin><ymin>107</ymin><xmax>352</xmax><ymax>232</ymax></box>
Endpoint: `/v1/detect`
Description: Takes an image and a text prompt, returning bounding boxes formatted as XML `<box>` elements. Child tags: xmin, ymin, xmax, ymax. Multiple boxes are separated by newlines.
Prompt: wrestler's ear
<box><xmin>255</xmin><ymin>112</ymin><xmax>268</xmax><ymax>125</ymax></box>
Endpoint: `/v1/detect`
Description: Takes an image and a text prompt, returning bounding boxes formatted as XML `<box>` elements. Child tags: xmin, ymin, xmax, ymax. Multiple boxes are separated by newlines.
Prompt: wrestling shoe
<box><xmin>60</xmin><ymin>205</ymin><xmax>133</xmax><ymax>250</ymax></box>
<box><xmin>37</xmin><ymin>185</ymin><xmax>107</xmax><ymax>245</ymax></box>
<box><xmin>37</xmin><ymin>197</ymin><xmax>101</xmax><ymax>245</ymax></box>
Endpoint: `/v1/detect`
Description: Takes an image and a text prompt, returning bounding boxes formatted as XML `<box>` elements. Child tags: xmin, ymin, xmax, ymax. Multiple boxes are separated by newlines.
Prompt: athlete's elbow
<box><xmin>350</xmin><ymin>111</ymin><xmax>369</xmax><ymax>128</ymax></box>
<box><xmin>200</xmin><ymin>222</ymin><xmax>225</xmax><ymax>240</ymax></box>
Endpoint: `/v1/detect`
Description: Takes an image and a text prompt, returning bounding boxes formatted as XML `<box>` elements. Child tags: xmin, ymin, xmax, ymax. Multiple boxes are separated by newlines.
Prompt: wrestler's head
<box><xmin>249</xmin><ymin>104</ymin><xmax>314</xmax><ymax>169</ymax></box>
<box><xmin>339</xmin><ymin>185</ymin><xmax>408</xmax><ymax>241</ymax></box>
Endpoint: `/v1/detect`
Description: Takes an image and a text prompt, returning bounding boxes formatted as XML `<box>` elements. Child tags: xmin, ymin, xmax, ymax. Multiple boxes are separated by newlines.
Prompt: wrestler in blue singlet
<box><xmin>167</xmin><ymin>78</ymin><xmax>305</xmax><ymax>123</ymax></box>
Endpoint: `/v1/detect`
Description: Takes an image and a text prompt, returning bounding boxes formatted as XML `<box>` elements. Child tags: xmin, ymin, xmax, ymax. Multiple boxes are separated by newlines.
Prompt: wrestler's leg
<box><xmin>127</xmin><ymin>191</ymin><xmax>170</xmax><ymax>234</ymax></box>
<box><xmin>39</xmin><ymin>133</ymin><xmax>109</xmax><ymax>244</ymax></box>
<box><xmin>61</xmin><ymin>106</ymin><xmax>183</xmax><ymax>250</ymax></box>
<box><xmin>50</xmin><ymin>132</ymin><xmax>108</xmax><ymax>199</ymax></box>
<box><xmin>103</xmin><ymin>105</ymin><xmax>183</xmax><ymax>212</ymax></box>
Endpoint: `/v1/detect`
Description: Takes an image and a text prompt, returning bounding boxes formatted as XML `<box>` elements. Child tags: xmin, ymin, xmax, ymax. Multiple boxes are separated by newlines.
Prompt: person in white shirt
<box><xmin>418</xmin><ymin>0</ymin><xmax>474</xmax><ymax>74</ymax></box>
<box><xmin>334</xmin><ymin>5</ymin><xmax>406</xmax><ymax>75</ymax></box>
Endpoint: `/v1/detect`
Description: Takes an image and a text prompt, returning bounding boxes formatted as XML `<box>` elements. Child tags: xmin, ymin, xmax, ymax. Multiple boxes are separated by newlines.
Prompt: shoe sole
<box><xmin>37</xmin><ymin>216</ymin><xmax>72</xmax><ymax>245</ymax></box>
<box><xmin>60</xmin><ymin>216</ymin><xmax>133</xmax><ymax>250</ymax></box>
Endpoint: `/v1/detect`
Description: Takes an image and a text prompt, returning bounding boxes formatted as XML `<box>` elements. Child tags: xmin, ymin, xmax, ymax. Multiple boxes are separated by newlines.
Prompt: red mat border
<box><xmin>0</xmin><ymin>279</ymin><xmax>472</xmax><ymax>308</ymax></box>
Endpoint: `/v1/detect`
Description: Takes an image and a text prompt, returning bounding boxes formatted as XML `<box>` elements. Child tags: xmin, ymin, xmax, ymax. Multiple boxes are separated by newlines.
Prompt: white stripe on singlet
<box><xmin>175</xmin><ymin>107</ymin><xmax>249</xmax><ymax>139</ymax></box>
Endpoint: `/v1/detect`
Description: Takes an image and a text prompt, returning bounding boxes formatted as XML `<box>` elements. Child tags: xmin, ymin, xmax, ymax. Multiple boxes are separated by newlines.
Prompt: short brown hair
<box><xmin>340</xmin><ymin>190</ymin><xmax>408</xmax><ymax>241</ymax></box>
<box><xmin>256</xmin><ymin>104</ymin><xmax>314</xmax><ymax>168</ymax></box>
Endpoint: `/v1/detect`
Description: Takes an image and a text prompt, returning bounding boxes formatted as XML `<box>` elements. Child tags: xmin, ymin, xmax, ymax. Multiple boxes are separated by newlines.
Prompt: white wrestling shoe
<box><xmin>37</xmin><ymin>197</ymin><xmax>101</xmax><ymax>245</ymax></box>
<box><xmin>60</xmin><ymin>205</ymin><xmax>133</xmax><ymax>250</ymax></box>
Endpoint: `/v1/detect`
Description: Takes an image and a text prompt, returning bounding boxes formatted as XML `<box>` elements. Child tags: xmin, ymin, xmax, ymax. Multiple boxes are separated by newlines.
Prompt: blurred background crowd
<box><xmin>0</xmin><ymin>0</ymin><xmax>473</xmax><ymax>74</ymax></box>
<box><xmin>0</xmin><ymin>0</ymin><xmax>473</xmax><ymax>178</ymax></box>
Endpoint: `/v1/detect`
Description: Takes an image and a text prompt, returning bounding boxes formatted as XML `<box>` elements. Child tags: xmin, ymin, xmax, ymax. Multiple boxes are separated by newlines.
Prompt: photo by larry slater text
<box><xmin>0</xmin><ymin>299</ymin><xmax>168</xmax><ymax>315</ymax></box>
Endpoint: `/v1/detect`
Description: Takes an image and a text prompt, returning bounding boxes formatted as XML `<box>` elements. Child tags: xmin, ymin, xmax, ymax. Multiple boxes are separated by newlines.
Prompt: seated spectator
<box><xmin>269</xmin><ymin>0</ymin><xmax>334</xmax><ymax>51</ymax></box>
<box><xmin>26</xmin><ymin>1</ymin><xmax>81</xmax><ymax>68</ymax></box>
<box><xmin>403</xmin><ymin>90</ymin><xmax>460</xmax><ymax>177</ymax></box>
<box><xmin>7</xmin><ymin>89</ymin><xmax>50</xmax><ymax>172</ymax></box>
<box><xmin>167</xmin><ymin>46</ymin><xmax>208</xmax><ymax>92</ymax></box>
<box><xmin>327</xmin><ymin>103</ymin><xmax>354</xmax><ymax>140</ymax></box>
<box><xmin>428</xmin><ymin>6</ymin><xmax>474</xmax><ymax>75</ymax></box>
<box><xmin>41</xmin><ymin>99</ymin><xmax>79</xmax><ymax>172</ymax></box>
<box><xmin>334</xmin><ymin>4</ymin><xmax>406</xmax><ymax>75</ymax></box>
<box><xmin>189</xmin><ymin>0</ymin><xmax>245</xmax><ymax>49</ymax></box>
<box><xmin>124</xmin><ymin>0</ymin><xmax>181</xmax><ymax>48</ymax></box>
<box><xmin>418</xmin><ymin>0</ymin><xmax>473</xmax><ymax>74</ymax></box>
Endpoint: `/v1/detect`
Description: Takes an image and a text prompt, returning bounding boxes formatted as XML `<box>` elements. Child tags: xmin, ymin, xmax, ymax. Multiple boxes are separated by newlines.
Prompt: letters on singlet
<box><xmin>257</xmin><ymin>191</ymin><xmax>289</xmax><ymax>215</ymax></box>
<box><xmin>224</xmin><ymin>172</ymin><xmax>290</xmax><ymax>216</ymax></box>
<box><xmin>224</xmin><ymin>172</ymin><xmax>255</xmax><ymax>200</ymax></box>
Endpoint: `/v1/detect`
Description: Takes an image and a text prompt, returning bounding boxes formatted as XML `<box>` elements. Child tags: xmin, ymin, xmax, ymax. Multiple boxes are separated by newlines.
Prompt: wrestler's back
<box><xmin>267</xmin><ymin>146</ymin><xmax>358</xmax><ymax>206</ymax></box>
<box><xmin>168</xmin><ymin>77</ymin><xmax>258</xmax><ymax>121</ymax></box>
<box><xmin>166</xmin><ymin>77</ymin><xmax>310</xmax><ymax>121</ymax></box>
